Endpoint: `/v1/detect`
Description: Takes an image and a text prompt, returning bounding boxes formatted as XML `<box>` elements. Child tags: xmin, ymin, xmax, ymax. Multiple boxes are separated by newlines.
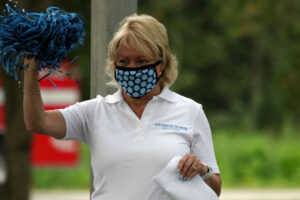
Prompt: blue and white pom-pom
<box><xmin>0</xmin><ymin>1</ymin><xmax>85</xmax><ymax>84</ymax></box>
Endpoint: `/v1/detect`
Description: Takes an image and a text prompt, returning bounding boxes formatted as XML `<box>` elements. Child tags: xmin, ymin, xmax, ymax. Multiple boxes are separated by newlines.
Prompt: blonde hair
<box><xmin>106</xmin><ymin>14</ymin><xmax>178</xmax><ymax>87</ymax></box>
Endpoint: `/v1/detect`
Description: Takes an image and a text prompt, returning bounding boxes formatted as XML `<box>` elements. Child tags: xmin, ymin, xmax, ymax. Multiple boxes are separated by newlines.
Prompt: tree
<box><xmin>139</xmin><ymin>0</ymin><xmax>300</xmax><ymax>132</ymax></box>
<box><xmin>0</xmin><ymin>1</ymin><xmax>51</xmax><ymax>200</ymax></box>
<box><xmin>0</xmin><ymin>68</ymin><xmax>31</xmax><ymax>200</ymax></box>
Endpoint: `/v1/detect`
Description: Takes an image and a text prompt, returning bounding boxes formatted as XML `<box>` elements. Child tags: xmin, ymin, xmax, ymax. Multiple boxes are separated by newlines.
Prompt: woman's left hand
<box><xmin>176</xmin><ymin>153</ymin><xmax>208</xmax><ymax>181</ymax></box>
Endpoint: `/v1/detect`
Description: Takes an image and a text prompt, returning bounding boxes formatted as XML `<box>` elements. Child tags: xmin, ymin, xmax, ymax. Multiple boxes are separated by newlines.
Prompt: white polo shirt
<box><xmin>60</xmin><ymin>87</ymin><xmax>220</xmax><ymax>200</ymax></box>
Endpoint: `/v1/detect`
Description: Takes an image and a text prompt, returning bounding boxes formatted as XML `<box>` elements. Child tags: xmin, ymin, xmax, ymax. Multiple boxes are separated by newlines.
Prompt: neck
<box><xmin>123</xmin><ymin>83</ymin><xmax>164</xmax><ymax>118</ymax></box>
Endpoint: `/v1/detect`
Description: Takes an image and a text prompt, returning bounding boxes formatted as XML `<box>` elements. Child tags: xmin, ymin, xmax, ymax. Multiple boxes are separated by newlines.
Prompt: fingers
<box><xmin>186</xmin><ymin>160</ymin><xmax>201</xmax><ymax>179</ymax></box>
<box><xmin>176</xmin><ymin>154</ymin><xmax>189</xmax><ymax>173</ymax></box>
<box><xmin>24</xmin><ymin>55</ymin><xmax>39</xmax><ymax>70</ymax></box>
<box><xmin>181</xmin><ymin>154</ymin><xmax>195</xmax><ymax>180</ymax></box>
<box><xmin>176</xmin><ymin>154</ymin><xmax>201</xmax><ymax>181</ymax></box>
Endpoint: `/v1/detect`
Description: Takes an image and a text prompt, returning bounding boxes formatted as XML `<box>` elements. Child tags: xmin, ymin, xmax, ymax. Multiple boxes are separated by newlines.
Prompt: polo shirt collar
<box><xmin>105</xmin><ymin>86</ymin><xmax>178</xmax><ymax>104</ymax></box>
<box><xmin>157</xmin><ymin>86</ymin><xmax>178</xmax><ymax>103</ymax></box>
<box><xmin>105</xmin><ymin>88</ymin><xmax>123</xmax><ymax>104</ymax></box>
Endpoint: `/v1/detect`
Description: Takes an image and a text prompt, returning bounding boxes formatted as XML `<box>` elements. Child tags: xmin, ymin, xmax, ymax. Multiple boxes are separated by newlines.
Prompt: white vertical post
<box><xmin>90</xmin><ymin>0</ymin><xmax>137</xmax><ymax>196</ymax></box>
<box><xmin>90</xmin><ymin>0</ymin><xmax>137</xmax><ymax>98</ymax></box>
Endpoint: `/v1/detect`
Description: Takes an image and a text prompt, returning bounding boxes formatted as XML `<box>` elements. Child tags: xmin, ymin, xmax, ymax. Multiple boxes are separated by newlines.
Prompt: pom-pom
<box><xmin>0</xmin><ymin>2</ymin><xmax>85</xmax><ymax>83</ymax></box>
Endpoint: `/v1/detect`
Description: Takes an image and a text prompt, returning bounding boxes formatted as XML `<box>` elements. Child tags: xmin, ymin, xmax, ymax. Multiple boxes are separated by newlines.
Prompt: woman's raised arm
<box><xmin>23</xmin><ymin>57</ymin><xmax>66</xmax><ymax>139</ymax></box>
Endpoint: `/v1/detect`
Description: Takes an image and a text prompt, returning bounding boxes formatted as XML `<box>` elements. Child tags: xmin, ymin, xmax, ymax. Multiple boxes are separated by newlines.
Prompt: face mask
<box><xmin>115</xmin><ymin>60</ymin><xmax>162</xmax><ymax>98</ymax></box>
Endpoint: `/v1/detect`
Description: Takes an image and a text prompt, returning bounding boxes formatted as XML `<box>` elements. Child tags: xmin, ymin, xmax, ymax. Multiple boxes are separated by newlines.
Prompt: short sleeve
<box><xmin>191</xmin><ymin>106</ymin><xmax>220</xmax><ymax>174</ymax></box>
<box><xmin>59</xmin><ymin>99</ymin><xmax>94</xmax><ymax>145</ymax></box>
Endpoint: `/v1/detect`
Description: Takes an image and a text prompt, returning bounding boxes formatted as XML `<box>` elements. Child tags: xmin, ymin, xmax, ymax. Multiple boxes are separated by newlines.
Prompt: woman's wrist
<box><xmin>23</xmin><ymin>56</ymin><xmax>40</xmax><ymax>94</ymax></box>
<box><xmin>24</xmin><ymin>66</ymin><xmax>38</xmax><ymax>72</ymax></box>
<box><xmin>24</xmin><ymin>56</ymin><xmax>39</xmax><ymax>71</ymax></box>
<box><xmin>23</xmin><ymin>89</ymin><xmax>40</xmax><ymax>96</ymax></box>
<box><xmin>199</xmin><ymin>162</ymin><xmax>213</xmax><ymax>180</ymax></box>
<box><xmin>198</xmin><ymin>163</ymin><xmax>209</xmax><ymax>176</ymax></box>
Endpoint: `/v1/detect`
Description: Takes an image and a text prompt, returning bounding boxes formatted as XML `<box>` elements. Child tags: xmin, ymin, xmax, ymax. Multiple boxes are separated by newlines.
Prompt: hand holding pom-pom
<box><xmin>24</xmin><ymin>56</ymin><xmax>39</xmax><ymax>72</ymax></box>
<box><xmin>0</xmin><ymin>2</ymin><xmax>85</xmax><ymax>85</ymax></box>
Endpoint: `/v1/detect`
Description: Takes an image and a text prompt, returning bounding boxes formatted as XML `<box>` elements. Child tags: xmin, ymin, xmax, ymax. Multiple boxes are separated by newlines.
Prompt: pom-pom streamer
<box><xmin>0</xmin><ymin>1</ymin><xmax>85</xmax><ymax>85</ymax></box>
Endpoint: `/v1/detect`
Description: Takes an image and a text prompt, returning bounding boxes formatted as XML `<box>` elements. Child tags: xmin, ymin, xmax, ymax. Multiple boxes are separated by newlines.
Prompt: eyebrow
<box><xmin>117</xmin><ymin>56</ymin><xmax>148</xmax><ymax>60</ymax></box>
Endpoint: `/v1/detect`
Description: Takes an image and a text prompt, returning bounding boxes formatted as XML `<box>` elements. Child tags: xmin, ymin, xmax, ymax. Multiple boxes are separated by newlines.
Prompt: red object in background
<box><xmin>0</xmin><ymin>61</ymin><xmax>81</xmax><ymax>167</ymax></box>
<box><xmin>30</xmin><ymin>61</ymin><xmax>81</xmax><ymax>167</ymax></box>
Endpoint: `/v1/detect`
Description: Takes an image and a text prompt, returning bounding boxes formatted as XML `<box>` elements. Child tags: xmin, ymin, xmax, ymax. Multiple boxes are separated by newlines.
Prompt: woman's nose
<box><xmin>128</xmin><ymin>61</ymin><xmax>138</xmax><ymax>68</ymax></box>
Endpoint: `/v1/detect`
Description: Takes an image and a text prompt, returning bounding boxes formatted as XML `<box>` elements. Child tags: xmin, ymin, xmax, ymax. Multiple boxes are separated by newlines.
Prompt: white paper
<box><xmin>153</xmin><ymin>155</ymin><xmax>219</xmax><ymax>200</ymax></box>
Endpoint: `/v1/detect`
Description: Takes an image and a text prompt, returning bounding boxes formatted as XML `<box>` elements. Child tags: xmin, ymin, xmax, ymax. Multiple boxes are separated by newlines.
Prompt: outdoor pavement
<box><xmin>220</xmin><ymin>189</ymin><xmax>300</xmax><ymax>200</ymax></box>
<box><xmin>30</xmin><ymin>189</ymin><xmax>300</xmax><ymax>200</ymax></box>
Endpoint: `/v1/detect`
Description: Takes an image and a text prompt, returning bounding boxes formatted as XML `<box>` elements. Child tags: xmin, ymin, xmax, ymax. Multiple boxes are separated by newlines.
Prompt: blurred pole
<box><xmin>90</xmin><ymin>0</ymin><xmax>137</xmax><ymax>196</ymax></box>
<box><xmin>0</xmin><ymin>68</ymin><xmax>31</xmax><ymax>200</ymax></box>
<box><xmin>90</xmin><ymin>0</ymin><xmax>137</xmax><ymax>98</ymax></box>
<box><xmin>0</xmin><ymin>2</ymin><xmax>48</xmax><ymax>200</ymax></box>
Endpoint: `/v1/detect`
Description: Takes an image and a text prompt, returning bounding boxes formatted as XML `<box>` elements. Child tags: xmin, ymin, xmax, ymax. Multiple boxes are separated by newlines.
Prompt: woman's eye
<box><xmin>138</xmin><ymin>59</ymin><xmax>148</xmax><ymax>64</ymax></box>
<box><xmin>119</xmin><ymin>60</ymin><xmax>128</xmax><ymax>65</ymax></box>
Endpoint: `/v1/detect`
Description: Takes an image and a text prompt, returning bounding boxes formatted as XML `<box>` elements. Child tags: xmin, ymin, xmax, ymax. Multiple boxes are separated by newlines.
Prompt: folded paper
<box><xmin>153</xmin><ymin>156</ymin><xmax>219</xmax><ymax>200</ymax></box>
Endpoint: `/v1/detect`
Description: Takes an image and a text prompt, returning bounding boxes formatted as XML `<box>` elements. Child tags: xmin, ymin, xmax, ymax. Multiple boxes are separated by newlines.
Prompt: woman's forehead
<box><xmin>116</xmin><ymin>35</ymin><xmax>156</xmax><ymax>59</ymax></box>
<box><xmin>117</xmin><ymin>45</ymin><xmax>149</xmax><ymax>59</ymax></box>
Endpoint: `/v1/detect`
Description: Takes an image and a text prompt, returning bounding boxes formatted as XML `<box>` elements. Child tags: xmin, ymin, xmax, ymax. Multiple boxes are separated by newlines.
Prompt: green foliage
<box><xmin>214</xmin><ymin>131</ymin><xmax>300</xmax><ymax>187</ymax></box>
<box><xmin>139</xmin><ymin>0</ymin><xmax>300</xmax><ymax>131</ymax></box>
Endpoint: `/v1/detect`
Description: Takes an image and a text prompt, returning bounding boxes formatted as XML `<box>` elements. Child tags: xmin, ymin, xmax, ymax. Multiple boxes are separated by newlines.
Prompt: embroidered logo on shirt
<box><xmin>154</xmin><ymin>123</ymin><xmax>188</xmax><ymax>132</ymax></box>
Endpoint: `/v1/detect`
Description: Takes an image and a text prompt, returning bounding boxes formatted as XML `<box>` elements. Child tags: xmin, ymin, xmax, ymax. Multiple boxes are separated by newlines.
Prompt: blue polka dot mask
<box><xmin>115</xmin><ymin>60</ymin><xmax>162</xmax><ymax>98</ymax></box>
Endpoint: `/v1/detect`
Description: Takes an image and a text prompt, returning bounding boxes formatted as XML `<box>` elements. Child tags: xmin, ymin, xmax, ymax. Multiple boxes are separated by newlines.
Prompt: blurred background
<box><xmin>0</xmin><ymin>0</ymin><xmax>300</xmax><ymax>200</ymax></box>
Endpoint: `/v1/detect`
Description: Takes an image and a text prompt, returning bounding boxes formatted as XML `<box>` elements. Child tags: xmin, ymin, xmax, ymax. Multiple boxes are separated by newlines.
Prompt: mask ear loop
<box><xmin>155</xmin><ymin>60</ymin><xmax>163</xmax><ymax>82</ymax></box>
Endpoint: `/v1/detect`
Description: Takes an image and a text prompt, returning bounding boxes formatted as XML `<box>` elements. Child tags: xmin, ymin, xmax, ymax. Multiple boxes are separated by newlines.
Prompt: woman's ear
<box><xmin>157</xmin><ymin>62</ymin><xmax>165</xmax><ymax>77</ymax></box>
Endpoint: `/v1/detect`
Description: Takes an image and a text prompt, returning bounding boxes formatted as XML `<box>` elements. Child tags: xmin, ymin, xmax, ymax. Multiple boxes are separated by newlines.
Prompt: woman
<box><xmin>23</xmin><ymin>14</ymin><xmax>221</xmax><ymax>199</ymax></box>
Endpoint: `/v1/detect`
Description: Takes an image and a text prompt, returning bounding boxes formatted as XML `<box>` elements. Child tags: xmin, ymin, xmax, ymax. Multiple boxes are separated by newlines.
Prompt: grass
<box><xmin>32</xmin><ymin>130</ymin><xmax>300</xmax><ymax>189</ymax></box>
<box><xmin>31</xmin><ymin>144</ymin><xmax>90</xmax><ymax>189</ymax></box>
<box><xmin>214</xmin><ymin>130</ymin><xmax>300</xmax><ymax>188</ymax></box>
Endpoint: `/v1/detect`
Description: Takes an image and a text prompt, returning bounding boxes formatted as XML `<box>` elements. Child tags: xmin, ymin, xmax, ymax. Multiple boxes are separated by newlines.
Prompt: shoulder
<box><xmin>61</xmin><ymin>94</ymin><xmax>104</xmax><ymax>114</ymax></box>
<box><xmin>78</xmin><ymin>95</ymin><xmax>104</xmax><ymax>107</ymax></box>
<box><xmin>171</xmin><ymin>90</ymin><xmax>203</xmax><ymax>111</ymax></box>
<box><xmin>164</xmin><ymin>89</ymin><xmax>204</xmax><ymax>123</ymax></box>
